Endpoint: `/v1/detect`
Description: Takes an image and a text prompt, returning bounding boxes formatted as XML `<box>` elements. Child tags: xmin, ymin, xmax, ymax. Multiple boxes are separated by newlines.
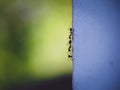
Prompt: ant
<box><xmin>68</xmin><ymin>40</ymin><xmax>72</xmax><ymax>52</ymax></box>
<box><xmin>68</xmin><ymin>27</ymin><xmax>73</xmax><ymax>61</ymax></box>
<box><xmin>68</xmin><ymin>55</ymin><xmax>72</xmax><ymax>58</ymax></box>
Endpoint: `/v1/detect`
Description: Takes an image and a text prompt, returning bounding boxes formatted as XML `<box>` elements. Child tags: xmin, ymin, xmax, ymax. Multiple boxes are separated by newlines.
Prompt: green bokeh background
<box><xmin>0</xmin><ymin>0</ymin><xmax>72</xmax><ymax>86</ymax></box>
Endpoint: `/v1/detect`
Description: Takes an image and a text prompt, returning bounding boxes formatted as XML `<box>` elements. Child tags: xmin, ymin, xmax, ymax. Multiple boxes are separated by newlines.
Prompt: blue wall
<box><xmin>73</xmin><ymin>0</ymin><xmax>120</xmax><ymax>90</ymax></box>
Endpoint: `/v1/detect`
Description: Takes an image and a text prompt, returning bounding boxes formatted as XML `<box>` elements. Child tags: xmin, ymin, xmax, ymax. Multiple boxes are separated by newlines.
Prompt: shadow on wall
<box><xmin>4</xmin><ymin>75</ymin><xmax>72</xmax><ymax>90</ymax></box>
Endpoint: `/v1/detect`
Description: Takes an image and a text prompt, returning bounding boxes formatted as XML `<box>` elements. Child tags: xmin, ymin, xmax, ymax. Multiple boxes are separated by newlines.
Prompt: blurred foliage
<box><xmin>0</xmin><ymin>0</ymin><xmax>72</xmax><ymax>87</ymax></box>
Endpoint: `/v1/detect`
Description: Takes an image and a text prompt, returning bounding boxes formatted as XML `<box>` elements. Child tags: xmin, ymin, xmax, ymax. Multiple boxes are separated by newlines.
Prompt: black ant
<box><xmin>68</xmin><ymin>27</ymin><xmax>73</xmax><ymax>61</ymax></box>
<box><xmin>68</xmin><ymin>55</ymin><xmax>72</xmax><ymax>58</ymax></box>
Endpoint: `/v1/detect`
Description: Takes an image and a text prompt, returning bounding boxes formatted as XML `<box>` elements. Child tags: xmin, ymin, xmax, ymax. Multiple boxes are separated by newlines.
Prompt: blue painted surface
<box><xmin>73</xmin><ymin>0</ymin><xmax>120</xmax><ymax>90</ymax></box>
